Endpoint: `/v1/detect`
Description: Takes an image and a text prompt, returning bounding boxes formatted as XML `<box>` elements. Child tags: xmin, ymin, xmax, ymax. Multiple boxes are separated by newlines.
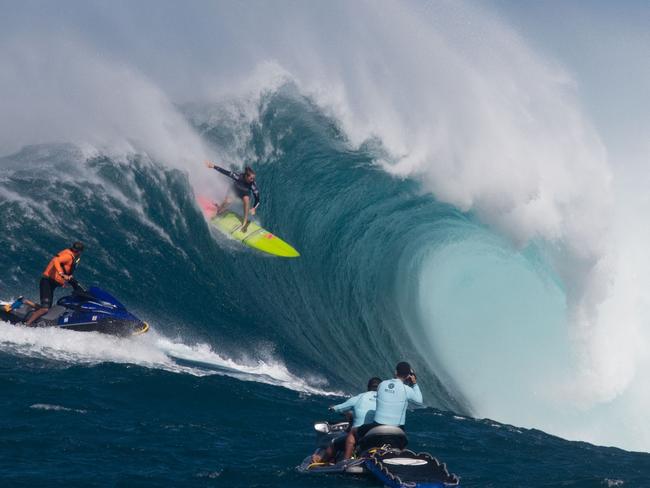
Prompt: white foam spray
<box><xmin>0</xmin><ymin>322</ymin><xmax>338</xmax><ymax>397</ymax></box>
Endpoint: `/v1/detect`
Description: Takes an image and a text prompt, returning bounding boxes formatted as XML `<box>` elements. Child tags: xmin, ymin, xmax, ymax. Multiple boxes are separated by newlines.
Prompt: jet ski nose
<box><xmin>131</xmin><ymin>321</ymin><xmax>149</xmax><ymax>335</ymax></box>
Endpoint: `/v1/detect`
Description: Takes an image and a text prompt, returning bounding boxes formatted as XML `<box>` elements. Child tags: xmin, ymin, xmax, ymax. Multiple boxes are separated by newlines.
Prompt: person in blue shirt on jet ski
<box><xmin>354</xmin><ymin>362</ymin><xmax>423</xmax><ymax>445</ymax></box>
<box><xmin>312</xmin><ymin>377</ymin><xmax>381</xmax><ymax>464</ymax></box>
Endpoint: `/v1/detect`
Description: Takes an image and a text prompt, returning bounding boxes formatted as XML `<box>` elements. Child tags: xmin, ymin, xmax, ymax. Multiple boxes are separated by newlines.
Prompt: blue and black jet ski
<box><xmin>0</xmin><ymin>286</ymin><xmax>149</xmax><ymax>336</ymax></box>
<box><xmin>299</xmin><ymin>420</ymin><xmax>460</xmax><ymax>488</ymax></box>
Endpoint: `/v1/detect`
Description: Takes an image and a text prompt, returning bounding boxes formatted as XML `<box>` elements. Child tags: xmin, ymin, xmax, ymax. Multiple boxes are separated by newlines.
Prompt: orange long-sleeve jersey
<box><xmin>42</xmin><ymin>249</ymin><xmax>79</xmax><ymax>286</ymax></box>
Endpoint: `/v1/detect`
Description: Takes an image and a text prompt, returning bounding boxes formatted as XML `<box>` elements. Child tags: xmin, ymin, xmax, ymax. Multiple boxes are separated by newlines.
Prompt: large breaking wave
<box><xmin>1</xmin><ymin>0</ymin><xmax>648</xmax><ymax>452</ymax></box>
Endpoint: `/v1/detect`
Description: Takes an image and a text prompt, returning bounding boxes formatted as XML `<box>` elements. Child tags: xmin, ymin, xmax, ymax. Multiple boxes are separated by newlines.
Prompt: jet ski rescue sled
<box><xmin>0</xmin><ymin>286</ymin><xmax>149</xmax><ymax>336</ymax></box>
<box><xmin>299</xmin><ymin>421</ymin><xmax>460</xmax><ymax>488</ymax></box>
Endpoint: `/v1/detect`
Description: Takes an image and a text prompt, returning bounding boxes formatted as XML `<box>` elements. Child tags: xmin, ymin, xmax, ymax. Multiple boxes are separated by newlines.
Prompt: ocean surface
<box><xmin>1</xmin><ymin>88</ymin><xmax>649</xmax><ymax>487</ymax></box>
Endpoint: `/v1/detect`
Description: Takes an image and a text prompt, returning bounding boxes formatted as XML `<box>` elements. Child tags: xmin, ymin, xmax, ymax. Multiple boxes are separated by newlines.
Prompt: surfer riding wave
<box><xmin>205</xmin><ymin>160</ymin><xmax>260</xmax><ymax>232</ymax></box>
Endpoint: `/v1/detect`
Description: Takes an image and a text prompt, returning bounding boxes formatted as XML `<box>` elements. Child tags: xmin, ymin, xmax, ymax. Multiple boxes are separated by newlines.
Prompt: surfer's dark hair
<box><xmin>244</xmin><ymin>166</ymin><xmax>255</xmax><ymax>175</ymax></box>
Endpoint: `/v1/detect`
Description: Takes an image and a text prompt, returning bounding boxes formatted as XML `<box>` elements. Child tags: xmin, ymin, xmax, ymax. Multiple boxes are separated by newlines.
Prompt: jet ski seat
<box><xmin>41</xmin><ymin>305</ymin><xmax>66</xmax><ymax>321</ymax></box>
<box><xmin>358</xmin><ymin>425</ymin><xmax>408</xmax><ymax>451</ymax></box>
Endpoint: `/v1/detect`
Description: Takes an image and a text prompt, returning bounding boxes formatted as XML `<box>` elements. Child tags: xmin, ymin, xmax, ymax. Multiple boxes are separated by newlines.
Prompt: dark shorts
<box><xmin>356</xmin><ymin>422</ymin><xmax>406</xmax><ymax>439</ymax></box>
<box><xmin>39</xmin><ymin>277</ymin><xmax>59</xmax><ymax>308</ymax></box>
<box><xmin>232</xmin><ymin>185</ymin><xmax>250</xmax><ymax>200</ymax></box>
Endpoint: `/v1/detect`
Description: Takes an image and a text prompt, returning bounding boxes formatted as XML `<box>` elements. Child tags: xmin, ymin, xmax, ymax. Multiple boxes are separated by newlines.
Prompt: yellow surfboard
<box><xmin>210</xmin><ymin>210</ymin><xmax>300</xmax><ymax>258</ymax></box>
<box><xmin>197</xmin><ymin>196</ymin><xmax>299</xmax><ymax>258</ymax></box>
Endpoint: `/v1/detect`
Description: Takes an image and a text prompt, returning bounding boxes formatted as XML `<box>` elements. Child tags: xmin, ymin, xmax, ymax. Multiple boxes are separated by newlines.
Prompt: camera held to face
<box><xmin>404</xmin><ymin>370</ymin><xmax>416</xmax><ymax>386</ymax></box>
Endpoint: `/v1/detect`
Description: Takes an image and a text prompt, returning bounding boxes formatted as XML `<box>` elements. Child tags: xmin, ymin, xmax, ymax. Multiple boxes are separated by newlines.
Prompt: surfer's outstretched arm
<box><xmin>214</xmin><ymin>166</ymin><xmax>238</xmax><ymax>180</ymax></box>
<box><xmin>205</xmin><ymin>160</ymin><xmax>238</xmax><ymax>181</ymax></box>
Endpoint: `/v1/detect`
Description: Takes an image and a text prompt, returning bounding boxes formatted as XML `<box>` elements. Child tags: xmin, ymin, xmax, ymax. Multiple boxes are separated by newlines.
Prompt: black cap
<box><xmin>396</xmin><ymin>361</ymin><xmax>412</xmax><ymax>377</ymax></box>
<box><xmin>367</xmin><ymin>377</ymin><xmax>382</xmax><ymax>391</ymax></box>
<box><xmin>71</xmin><ymin>241</ymin><xmax>85</xmax><ymax>252</ymax></box>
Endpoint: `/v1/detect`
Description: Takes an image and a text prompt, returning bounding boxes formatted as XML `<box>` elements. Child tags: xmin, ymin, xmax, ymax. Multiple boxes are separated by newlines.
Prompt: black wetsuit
<box><xmin>213</xmin><ymin>166</ymin><xmax>260</xmax><ymax>209</ymax></box>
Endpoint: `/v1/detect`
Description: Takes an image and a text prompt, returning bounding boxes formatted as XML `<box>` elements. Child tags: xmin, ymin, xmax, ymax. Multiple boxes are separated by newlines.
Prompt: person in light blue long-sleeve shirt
<box><xmin>331</xmin><ymin>386</ymin><xmax>378</xmax><ymax>428</ymax></box>
<box><xmin>311</xmin><ymin>377</ymin><xmax>381</xmax><ymax>463</ymax></box>
<box><xmin>355</xmin><ymin>361</ymin><xmax>423</xmax><ymax>443</ymax></box>
<box><xmin>374</xmin><ymin>364</ymin><xmax>423</xmax><ymax>426</ymax></box>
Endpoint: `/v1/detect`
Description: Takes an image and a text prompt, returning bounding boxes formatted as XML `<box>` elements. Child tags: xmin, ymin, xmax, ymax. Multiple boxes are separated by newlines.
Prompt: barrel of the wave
<box><xmin>197</xmin><ymin>196</ymin><xmax>300</xmax><ymax>258</ymax></box>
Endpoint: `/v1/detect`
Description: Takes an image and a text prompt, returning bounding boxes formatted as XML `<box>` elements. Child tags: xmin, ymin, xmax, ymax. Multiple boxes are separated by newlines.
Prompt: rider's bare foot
<box><xmin>214</xmin><ymin>201</ymin><xmax>231</xmax><ymax>215</ymax></box>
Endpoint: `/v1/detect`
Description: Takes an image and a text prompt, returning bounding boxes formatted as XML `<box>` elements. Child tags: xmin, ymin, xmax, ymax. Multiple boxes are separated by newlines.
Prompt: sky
<box><xmin>487</xmin><ymin>0</ymin><xmax>650</xmax><ymax>169</ymax></box>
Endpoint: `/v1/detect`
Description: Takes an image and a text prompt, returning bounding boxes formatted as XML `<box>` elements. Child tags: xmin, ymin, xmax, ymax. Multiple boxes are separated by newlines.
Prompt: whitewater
<box><xmin>0</xmin><ymin>325</ymin><xmax>337</xmax><ymax>396</ymax></box>
<box><xmin>1</xmin><ymin>1</ymin><xmax>650</xmax><ymax>486</ymax></box>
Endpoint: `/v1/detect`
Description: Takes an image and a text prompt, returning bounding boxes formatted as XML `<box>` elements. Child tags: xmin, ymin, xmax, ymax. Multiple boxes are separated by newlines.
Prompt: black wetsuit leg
<box><xmin>39</xmin><ymin>277</ymin><xmax>59</xmax><ymax>308</ymax></box>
